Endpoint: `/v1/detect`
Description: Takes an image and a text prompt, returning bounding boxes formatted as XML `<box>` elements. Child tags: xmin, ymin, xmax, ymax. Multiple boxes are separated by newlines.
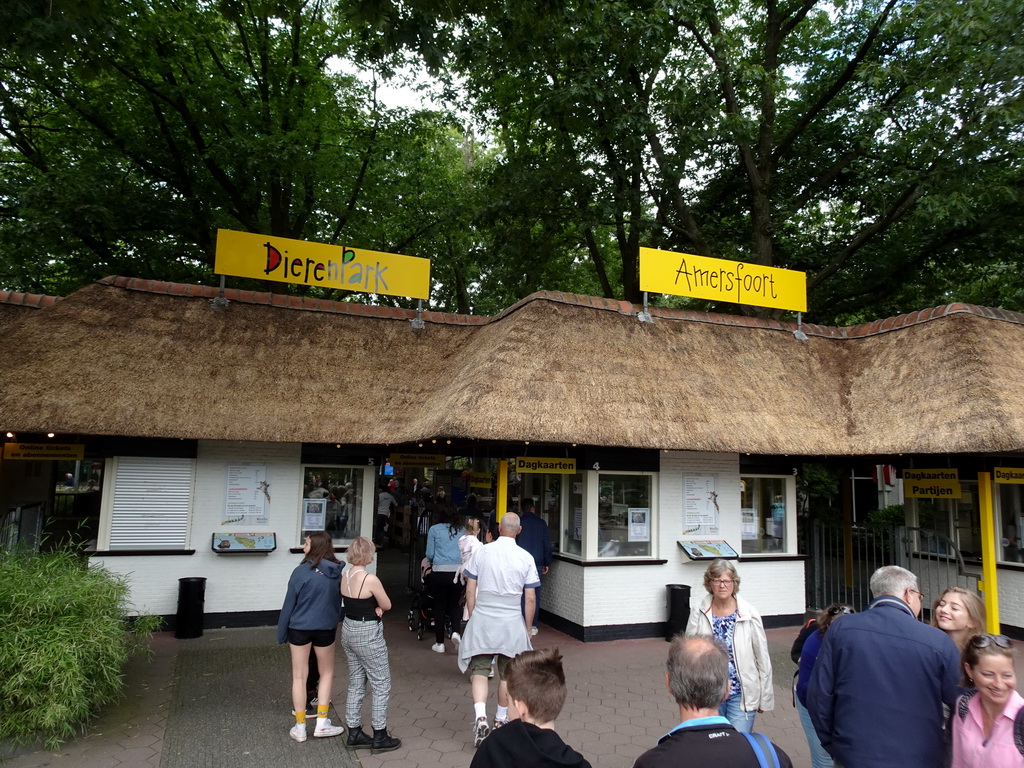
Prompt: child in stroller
<box><xmin>407</xmin><ymin>557</ymin><xmax>451</xmax><ymax>640</ymax></box>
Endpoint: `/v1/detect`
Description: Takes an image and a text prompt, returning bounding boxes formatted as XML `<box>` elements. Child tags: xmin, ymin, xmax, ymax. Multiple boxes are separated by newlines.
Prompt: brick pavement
<box><xmin>16</xmin><ymin>546</ymin><xmax>1019</xmax><ymax>768</ymax></box>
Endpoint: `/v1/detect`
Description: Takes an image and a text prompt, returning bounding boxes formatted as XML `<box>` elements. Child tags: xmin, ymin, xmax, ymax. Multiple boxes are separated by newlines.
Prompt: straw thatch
<box><xmin>1</xmin><ymin>278</ymin><xmax>1023</xmax><ymax>456</ymax></box>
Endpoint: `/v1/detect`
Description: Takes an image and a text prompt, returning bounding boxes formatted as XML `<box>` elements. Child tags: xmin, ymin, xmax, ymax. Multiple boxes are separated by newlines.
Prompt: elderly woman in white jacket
<box><xmin>685</xmin><ymin>559</ymin><xmax>774</xmax><ymax>732</ymax></box>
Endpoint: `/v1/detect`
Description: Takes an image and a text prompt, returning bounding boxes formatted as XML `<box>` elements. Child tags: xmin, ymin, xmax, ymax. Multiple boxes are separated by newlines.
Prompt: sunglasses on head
<box><xmin>828</xmin><ymin>605</ymin><xmax>854</xmax><ymax>616</ymax></box>
<box><xmin>969</xmin><ymin>633</ymin><xmax>1012</xmax><ymax>649</ymax></box>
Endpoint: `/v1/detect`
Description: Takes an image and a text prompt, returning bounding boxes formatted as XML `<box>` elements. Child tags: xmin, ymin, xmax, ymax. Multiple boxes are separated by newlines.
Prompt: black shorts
<box><xmin>287</xmin><ymin>627</ymin><xmax>337</xmax><ymax>647</ymax></box>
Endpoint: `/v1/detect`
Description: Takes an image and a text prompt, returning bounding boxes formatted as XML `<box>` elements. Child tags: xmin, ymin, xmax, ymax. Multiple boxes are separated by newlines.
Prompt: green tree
<box><xmin>355</xmin><ymin>0</ymin><xmax>1024</xmax><ymax>319</ymax></box>
<box><xmin>0</xmin><ymin>0</ymin><xmax>476</xmax><ymax>304</ymax></box>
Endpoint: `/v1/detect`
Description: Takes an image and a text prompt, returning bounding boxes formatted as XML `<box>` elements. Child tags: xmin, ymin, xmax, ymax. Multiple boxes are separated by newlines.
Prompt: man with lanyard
<box><xmin>457</xmin><ymin>512</ymin><xmax>540</xmax><ymax>747</ymax></box>
<box><xmin>633</xmin><ymin>635</ymin><xmax>792</xmax><ymax>767</ymax></box>
<box><xmin>808</xmin><ymin>565</ymin><xmax>961</xmax><ymax>768</ymax></box>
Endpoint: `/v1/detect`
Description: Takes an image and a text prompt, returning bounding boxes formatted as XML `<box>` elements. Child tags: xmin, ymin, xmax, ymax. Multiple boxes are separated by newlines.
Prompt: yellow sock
<box><xmin>317</xmin><ymin>704</ymin><xmax>329</xmax><ymax>721</ymax></box>
<box><xmin>295</xmin><ymin>710</ymin><xmax>306</xmax><ymax>725</ymax></box>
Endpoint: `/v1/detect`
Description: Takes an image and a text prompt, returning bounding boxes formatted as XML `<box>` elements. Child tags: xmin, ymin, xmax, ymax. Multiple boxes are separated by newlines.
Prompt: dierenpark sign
<box><xmin>215</xmin><ymin>229</ymin><xmax>431</xmax><ymax>300</ymax></box>
<box><xmin>640</xmin><ymin>247</ymin><xmax>806</xmax><ymax>313</ymax></box>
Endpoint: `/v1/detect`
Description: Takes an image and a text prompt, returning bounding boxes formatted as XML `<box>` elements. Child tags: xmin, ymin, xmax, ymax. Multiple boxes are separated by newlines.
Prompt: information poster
<box><xmin>223</xmin><ymin>463</ymin><xmax>270</xmax><ymax>525</ymax></box>
<box><xmin>683</xmin><ymin>474</ymin><xmax>720</xmax><ymax>536</ymax></box>
<box><xmin>628</xmin><ymin>508</ymin><xmax>650</xmax><ymax>542</ymax></box>
<box><xmin>302</xmin><ymin>499</ymin><xmax>327</xmax><ymax>530</ymax></box>
<box><xmin>741</xmin><ymin>508</ymin><xmax>757</xmax><ymax>539</ymax></box>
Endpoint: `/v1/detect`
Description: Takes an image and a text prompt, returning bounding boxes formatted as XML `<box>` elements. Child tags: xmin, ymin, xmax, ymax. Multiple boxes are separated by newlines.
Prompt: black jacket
<box><xmin>470</xmin><ymin>720</ymin><xmax>591</xmax><ymax>768</ymax></box>
<box><xmin>632</xmin><ymin>718</ymin><xmax>793</xmax><ymax>768</ymax></box>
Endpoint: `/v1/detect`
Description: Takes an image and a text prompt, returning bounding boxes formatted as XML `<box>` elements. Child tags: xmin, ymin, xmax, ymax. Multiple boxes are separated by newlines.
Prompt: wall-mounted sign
<box><xmin>215</xmin><ymin>228</ymin><xmax>431</xmax><ymax>300</ymax></box>
<box><xmin>903</xmin><ymin>469</ymin><xmax>961</xmax><ymax>498</ymax></box>
<box><xmin>390</xmin><ymin>453</ymin><xmax>446</xmax><ymax>468</ymax></box>
<box><xmin>223</xmin><ymin>463</ymin><xmax>271</xmax><ymax>525</ymax></box>
<box><xmin>994</xmin><ymin>467</ymin><xmax>1024</xmax><ymax>484</ymax></box>
<box><xmin>3</xmin><ymin>443</ymin><xmax>85</xmax><ymax>460</ymax></box>
<box><xmin>679</xmin><ymin>540</ymin><xmax>739</xmax><ymax>560</ymax></box>
<box><xmin>640</xmin><ymin>247</ymin><xmax>806</xmax><ymax>312</ymax></box>
<box><xmin>684</xmin><ymin>474</ymin><xmax>720</xmax><ymax>536</ymax></box>
<box><xmin>212</xmin><ymin>532</ymin><xmax>277</xmax><ymax>552</ymax></box>
<box><xmin>515</xmin><ymin>457</ymin><xmax>577</xmax><ymax>474</ymax></box>
<box><xmin>469</xmin><ymin>471</ymin><xmax>492</xmax><ymax>489</ymax></box>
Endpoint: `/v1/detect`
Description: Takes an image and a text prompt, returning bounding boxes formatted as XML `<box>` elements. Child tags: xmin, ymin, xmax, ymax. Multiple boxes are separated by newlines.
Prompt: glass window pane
<box><xmin>741</xmin><ymin>477</ymin><xmax>787</xmax><ymax>554</ymax></box>
<box><xmin>302</xmin><ymin>466</ymin><xmax>362</xmax><ymax>544</ymax></box>
<box><xmin>597</xmin><ymin>474</ymin><xmax>651</xmax><ymax>558</ymax></box>
<box><xmin>999</xmin><ymin>483</ymin><xmax>1023</xmax><ymax>563</ymax></box>
<box><xmin>564</xmin><ymin>473</ymin><xmax>583</xmax><ymax>556</ymax></box>
<box><xmin>516</xmin><ymin>472</ymin><xmax>561</xmax><ymax>555</ymax></box>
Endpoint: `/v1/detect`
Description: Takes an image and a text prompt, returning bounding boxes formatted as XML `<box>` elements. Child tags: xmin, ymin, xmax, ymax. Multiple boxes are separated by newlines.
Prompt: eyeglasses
<box><xmin>970</xmin><ymin>634</ymin><xmax>1012</xmax><ymax>649</ymax></box>
<box><xmin>908</xmin><ymin>589</ymin><xmax>925</xmax><ymax>600</ymax></box>
<box><xmin>828</xmin><ymin>605</ymin><xmax>854</xmax><ymax>616</ymax></box>
<box><xmin>710</xmin><ymin>579</ymin><xmax>735</xmax><ymax>586</ymax></box>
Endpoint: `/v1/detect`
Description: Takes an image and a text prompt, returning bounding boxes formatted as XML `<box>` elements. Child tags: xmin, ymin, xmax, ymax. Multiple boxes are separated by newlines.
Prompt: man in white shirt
<box><xmin>457</xmin><ymin>512</ymin><xmax>541</xmax><ymax>746</ymax></box>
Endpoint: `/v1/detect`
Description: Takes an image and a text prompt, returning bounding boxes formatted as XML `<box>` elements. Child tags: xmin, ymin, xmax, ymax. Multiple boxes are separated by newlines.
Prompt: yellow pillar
<box><xmin>496</xmin><ymin>460</ymin><xmax>509</xmax><ymax>524</ymax></box>
<box><xmin>977</xmin><ymin>472</ymin><xmax>1000</xmax><ymax>634</ymax></box>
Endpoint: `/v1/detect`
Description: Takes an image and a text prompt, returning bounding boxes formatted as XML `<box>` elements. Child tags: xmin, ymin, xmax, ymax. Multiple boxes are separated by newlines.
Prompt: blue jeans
<box><xmin>796</xmin><ymin>696</ymin><xmax>833</xmax><ymax>768</ymax></box>
<box><xmin>719</xmin><ymin>690</ymin><xmax>756</xmax><ymax>733</ymax></box>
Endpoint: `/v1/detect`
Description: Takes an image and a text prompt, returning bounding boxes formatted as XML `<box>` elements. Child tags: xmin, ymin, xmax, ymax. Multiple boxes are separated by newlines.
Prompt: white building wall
<box><xmin>94</xmin><ymin>440</ymin><xmax>374</xmax><ymax>620</ymax></box>
<box><xmin>997</xmin><ymin>568</ymin><xmax>1024</xmax><ymax>631</ymax></box>
<box><xmin>575</xmin><ymin>451</ymin><xmax>805</xmax><ymax>629</ymax></box>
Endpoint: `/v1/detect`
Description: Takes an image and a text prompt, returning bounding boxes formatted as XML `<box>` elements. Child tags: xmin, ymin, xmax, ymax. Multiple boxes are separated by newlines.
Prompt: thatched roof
<box><xmin>1</xmin><ymin>277</ymin><xmax>1023</xmax><ymax>456</ymax></box>
<box><xmin>0</xmin><ymin>290</ymin><xmax>60</xmax><ymax>326</ymax></box>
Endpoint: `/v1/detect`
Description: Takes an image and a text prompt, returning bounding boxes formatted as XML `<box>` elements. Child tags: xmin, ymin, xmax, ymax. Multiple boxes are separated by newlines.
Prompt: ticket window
<box><xmin>998</xmin><ymin>483</ymin><xmax>1024</xmax><ymax>563</ymax></box>
<box><xmin>516</xmin><ymin>472</ymin><xmax>561</xmax><ymax>554</ymax></box>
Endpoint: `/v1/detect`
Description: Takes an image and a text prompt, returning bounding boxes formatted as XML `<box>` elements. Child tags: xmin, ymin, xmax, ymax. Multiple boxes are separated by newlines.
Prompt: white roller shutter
<box><xmin>109</xmin><ymin>456</ymin><xmax>194</xmax><ymax>549</ymax></box>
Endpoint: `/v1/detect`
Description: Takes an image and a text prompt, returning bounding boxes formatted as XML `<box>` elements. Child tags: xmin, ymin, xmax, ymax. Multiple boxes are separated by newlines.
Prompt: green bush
<box><xmin>866</xmin><ymin>504</ymin><xmax>906</xmax><ymax>527</ymax></box>
<box><xmin>0</xmin><ymin>550</ymin><xmax>160</xmax><ymax>748</ymax></box>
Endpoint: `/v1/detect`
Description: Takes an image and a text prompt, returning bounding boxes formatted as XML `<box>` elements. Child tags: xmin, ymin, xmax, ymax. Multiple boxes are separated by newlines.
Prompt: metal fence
<box><xmin>806</xmin><ymin>521</ymin><xmax>981</xmax><ymax>616</ymax></box>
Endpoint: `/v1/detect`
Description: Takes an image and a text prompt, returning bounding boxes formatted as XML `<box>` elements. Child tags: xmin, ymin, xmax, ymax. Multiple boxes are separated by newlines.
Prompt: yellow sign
<box><xmin>515</xmin><ymin>457</ymin><xmax>577</xmax><ymax>474</ymax></box>
<box><xmin>215</xmin><ymin>229</ymin><xmax>431</xmax><ymax>300</ymax></box>
<box><xmin>3</xmin><ymin>443</ymin><xmax>85</xmax><ymax>461</ymax></box>
<box><xmin>903</xmin><ymin>469</ymin><xmax>961</xmax><ymax>498</ymax></box>
<box><xmin>640</xmin><ymin>247</ymin><xmax>807</xmax><ymax>313</ymax></box>
<box><xmin>994</xmin><ymin>467</ymin><xmax>1024</xmax><ymax>484</ymax></box>
<box><xmin>469</xmin><ymin>471</ymin><xmax>492</xmax><ymax>489</ymax></box>
<box><xmin>389</xmin><ymin>453</ymin><xmax>446</xmax><ymax>468</ymax></box>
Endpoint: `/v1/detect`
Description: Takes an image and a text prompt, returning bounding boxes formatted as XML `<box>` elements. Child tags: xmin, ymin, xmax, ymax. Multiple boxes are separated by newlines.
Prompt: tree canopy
<box><xmin>2</xmin><ymin>0</ymin><xmax>1023</xmax><ymax>322</ymax></box>
<box><xmin>357</xmin><ymin>0</ymin><xmax>1024</xmax><ymax>320</ymax></box>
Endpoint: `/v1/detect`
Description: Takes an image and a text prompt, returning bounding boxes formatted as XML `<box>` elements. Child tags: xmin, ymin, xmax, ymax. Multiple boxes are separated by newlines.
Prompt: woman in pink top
<box><xmin>951</xmin><ymin>633</ymin><xmax>1024</xmax><ymax>768</ymax></box>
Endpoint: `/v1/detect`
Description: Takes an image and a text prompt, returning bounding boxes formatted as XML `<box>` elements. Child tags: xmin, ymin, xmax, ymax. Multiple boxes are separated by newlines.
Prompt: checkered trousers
<box><xmin>341</xmin><ymin>617</ymin><xmax>392</xmax><ymax>730</ymax></box>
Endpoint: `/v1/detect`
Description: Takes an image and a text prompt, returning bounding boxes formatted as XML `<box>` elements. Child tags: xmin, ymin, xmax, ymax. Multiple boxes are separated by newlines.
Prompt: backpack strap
<box><xmin>957</xmin><ymin>689</ymin><xmax>979</xmax><ymax>721</ymax></box>
<box><xmin>742</xmin><ymin>732</ymin><xmax>780</xmax><ymax>768</ymax></box>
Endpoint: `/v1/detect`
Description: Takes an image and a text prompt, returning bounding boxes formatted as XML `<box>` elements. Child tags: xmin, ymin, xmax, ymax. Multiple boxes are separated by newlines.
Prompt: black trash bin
<box><xmin>665</xmin><ymin>584</ymin><xmax>691</xmax><ymax>641</ymax></box>
<box><xmin>175</xmin><ymin>577</ymin><xmax>207</xmax><ymax>639</ymax></box>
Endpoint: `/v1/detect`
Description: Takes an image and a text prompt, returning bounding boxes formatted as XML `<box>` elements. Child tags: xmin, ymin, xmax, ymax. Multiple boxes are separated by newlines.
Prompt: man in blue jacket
<box><xmin>516</xmin><ymin>497</ymin><xmax>553</xmax><ymax>636</ymax></box>
<box><xmin>807</xmin><ymin>565</ymin><xmax>961</xmax><ymax>768</ymax></box>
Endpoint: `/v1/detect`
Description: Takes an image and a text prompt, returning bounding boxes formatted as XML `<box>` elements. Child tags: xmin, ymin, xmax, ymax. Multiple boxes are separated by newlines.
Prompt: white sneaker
<box><xmin>473</xmin><ymin>716</ymin><xmax>491</xmax><ymax>747</ymax></box>
<box><xmin>313</xmin><ymin>718</ymin><xmax>344</xmax><ymax>738</ymax></box>
<box><xmin>289</xmin><ymin>723</ymin><xmax>308</xmax><ymax>743</ymax></box>
<box><xmin>431</xmin><ymin>642</ymin><xmax>445</xmax><ymax>653</ymax></box>
<box><xmin>530</xmin><ymin>626</ymin><xmax>539</xmax><ymax>636</ymax></box>
<box><xmin>451</xmin><ymin>632</ymin><xmax>461</xmax><ymax>647</ymax></box>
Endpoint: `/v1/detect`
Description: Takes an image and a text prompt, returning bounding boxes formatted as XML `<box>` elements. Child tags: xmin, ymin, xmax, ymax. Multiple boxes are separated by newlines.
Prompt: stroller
<box><xmin>407</xmin><ymin>558</ymin><xmax>440</xmax><ymax>641</ymax></box>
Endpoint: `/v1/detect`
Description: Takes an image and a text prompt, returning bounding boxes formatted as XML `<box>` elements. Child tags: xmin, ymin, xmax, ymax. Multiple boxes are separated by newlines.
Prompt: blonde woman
<box><xmin>932</xmin><ymin>587</ymin><xmax>986</xmax><ymax>652</ymax></box>
<box><xmin>685</xmin><ymin>559</ymin><xmax>773</xmax><ymax>732</ymax></box>
<box><xmin>340</xmin><ymin>537</ymin><xmax>401</xmax><ymax>752</ymax></box>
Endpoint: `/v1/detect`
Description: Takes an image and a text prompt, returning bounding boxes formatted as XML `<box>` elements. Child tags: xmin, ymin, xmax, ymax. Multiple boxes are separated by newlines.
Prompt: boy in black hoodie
<box><xmin>470</xmin><ymin>647</ymin><xmax>592</xmax><ymax>768</ymax></box>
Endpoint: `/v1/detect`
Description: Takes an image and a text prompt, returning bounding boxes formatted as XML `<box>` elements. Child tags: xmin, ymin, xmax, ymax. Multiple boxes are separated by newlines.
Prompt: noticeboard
<box><xmin>678</xmin><ymin>540</ymin><xmax>738</xmax><ymax>560</ymax></box>
<box><xmin>212</xmin><ymin>532</ymin><xmax>277</xmax><ymax>553</ymax></box>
